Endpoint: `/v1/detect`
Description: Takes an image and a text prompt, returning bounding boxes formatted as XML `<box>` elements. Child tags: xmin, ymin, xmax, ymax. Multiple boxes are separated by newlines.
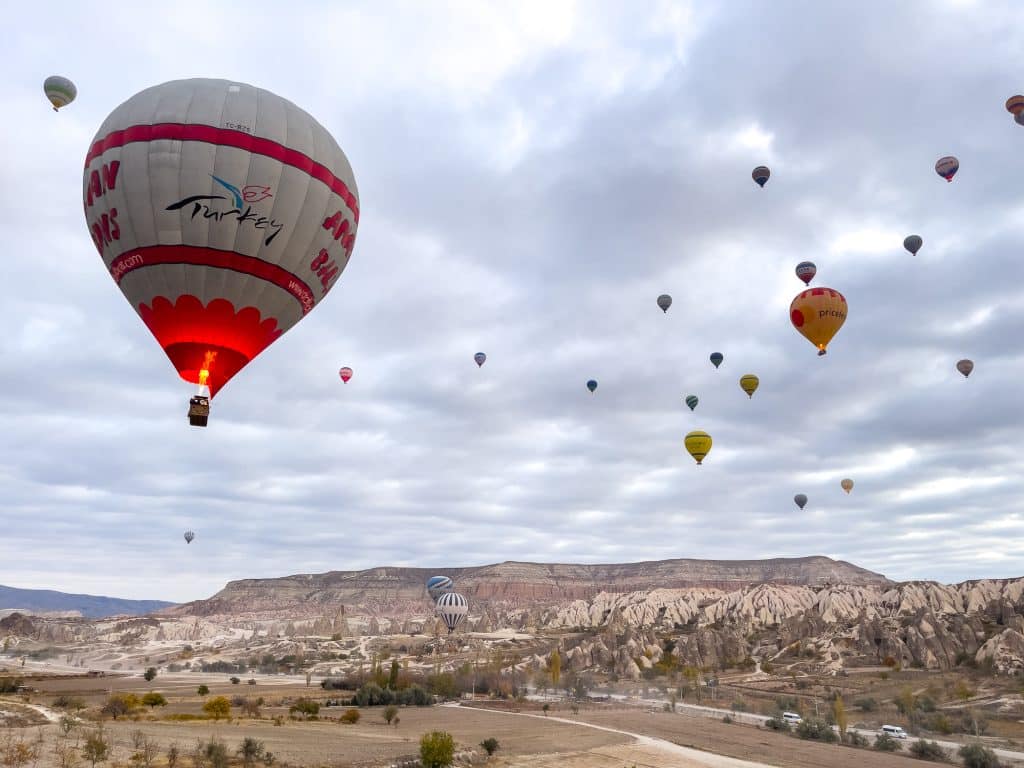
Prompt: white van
<box><xmin>880</xmin><ymin>725</ymin><xmax>908</xmax><ymax>739</ymax></box>
<box><xmin>782</xmin><ymin>712</ymin><xmax>802</xmax><ymax>725</ymax></box>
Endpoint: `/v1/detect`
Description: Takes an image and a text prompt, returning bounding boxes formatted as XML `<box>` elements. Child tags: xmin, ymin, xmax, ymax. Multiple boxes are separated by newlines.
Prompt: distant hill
<box><xmin>0</xmin><ymin>585</ymin><xmax>175</xmax><ymax>619</ymax></box>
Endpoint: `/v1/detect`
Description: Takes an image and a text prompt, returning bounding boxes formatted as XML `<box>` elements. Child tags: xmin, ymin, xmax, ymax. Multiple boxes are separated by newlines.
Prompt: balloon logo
<box><xmin>44</xmin><ymin>75</ymin><xmax>77</xmax><ymax>112</ymax></box>
<box><xmin>1006</xmin><ymin>95</ymin><xmax>1024</xmax><ymax>116</ymax></box>
<box><xmin>657</xmin><ymin>294</ymin><xmax>672</xmax><ymax>313</ymax></box>
<box><xmin>794</xmin><ymin>494</ymin><xmax>808</xmax><ymax>510</ymax></box>
<box><xmin>684</xmin><ymin>430</ymin><xmax>712</xmax><ymax>465</ymax></box>
<box><xmin>474</xmin><ymin>352</ymin><xmax>487</xmax><ymax>367</ymax></box>
<box><xmin>935</xmin><ymin>156</ymin><xmax>959</xmax><ymax>182</ymax></box>
<box><xmin>587</xmin><ymin>379</ymin><xmax>598</xmax><ymax>393</ymax></box>
<box><xmin>83</xmin><ymin>78</ymin><xmax>359</xmax><ymax>406</ymax></box>
<box><xmin>790</xmin><ymin>287</ymin><xmax>847</xmax><ymax>356</ymax></box>
<box><xmin>739</xmin><ymin>374</ymin><xmax>759</xmax><ymax>399</ymax></box>
<box><xmin>685</xmin><ymin>395</ymin><xmax>698</xmax><ymax>412</ymax></box>
<box><xmin>903</xmin><ymin>235</ymin><xmax>923</xmax><ymax>256</ymax></box>
<box><xmin>956</xmin><ymin>359</ymin><xmax>974</xmax><ymax>378</ymax></box>
<box><xmin>710</xmin><ymin>352</ymin><xmax>724</xmax><ymax>369</ymax></box>
<box><xmin>339</xmin><ymin>367</ymin><xmax>353</xmax><ymax>383</ymax></box>
<box><xmin>184</xmin><ymin>530</ymin><xmax>195</xmax><ymax>544</ymax></box>
<box><xmin>795</xmin><ymin>261</ymin><xmax>816</xmax><ymax>285</ymax></box>
<box><xmin>752</xmin><ymin>166</ymin><xmax>771</xmax><ymax>188</ymax></box>
<box><xmin>841</xmin><ymin>478</ymin><xmax>853</xmax><ymax>494</ymax></box>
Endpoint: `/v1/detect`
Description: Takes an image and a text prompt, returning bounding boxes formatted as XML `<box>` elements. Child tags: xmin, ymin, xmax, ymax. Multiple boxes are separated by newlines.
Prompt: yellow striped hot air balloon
<box><xmin>44</xmin><ymin>75</ymin><xmax>77</xmax><ymax>111</ymax></box>
<box><xmin>790</xmin><ymin>287</ymin><xmax>848</xmax><ymax>355</ymax></box>
<box><xmin>684</xmin><ymin>430</ymin><xmax>712</xmax><ymax>465</ymax></box>
<box><xmin>739</xmin><ymin>374</ymin><xmax>759</xmax><ymax>398</ymax></box>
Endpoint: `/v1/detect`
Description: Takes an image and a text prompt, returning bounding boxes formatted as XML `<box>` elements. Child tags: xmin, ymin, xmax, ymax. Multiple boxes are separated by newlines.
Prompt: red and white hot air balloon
<box><xmin>83</xmin><ymin>78</ymin><xmax>359</xmax><ymax>424</ymax></box>
<box><xmin>339</xmin><ymin>367</ymin><xmax>353</xmax><ymax>383</ymax></box>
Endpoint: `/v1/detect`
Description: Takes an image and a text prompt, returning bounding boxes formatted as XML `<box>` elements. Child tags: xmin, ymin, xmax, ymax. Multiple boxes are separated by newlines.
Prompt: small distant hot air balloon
<box><xmin>44</xmin><ymin>76</ymin><xmax>77</xmax><ymax>111</ymax></box>
<box><xmin>790</xmin><ymin>287</ymin><xmax>848</xmax><ymax>356</ymax></box>
<box><xmin>752</xmin><ymin>166</ymin><xmax>771</xmax><ymax>187</ymax></box>
<box><xmin>710</xmin><ymin>352</ymin><xmax>723</xmax><ymax>369</ymax></box>
<box><xmin>841</xmin><ymin>478</ymin><xmax>854</xmax><ymax>494</ymax></box>
<box><xmin>903</xmin><ymin>235</ymin><xmax>923</xmax><ymax>255</ymax></box>
<box><xmin>956</xmin><ymin>359</ymin><xmax>974</xmax><ymax>378</ymax></box>
<box><xmin>684</xmin><ymin>430</ymin><xmax>712</xmax><ymax>465</ymax></box>
<box><xmin>339</xmin><ymin>367</ymin><xmax>353</xmax><ymax>383</ymax></box>
<box><xmin>794</xmin><ymin>494</ymin><xmax>808</xmax><ymax>510</ymax></box>
<box><xmin>426</xmin><ymin>575</ymin><xmax>454</xmax><ymax>601</ymax></box>
<box><xmin>435</xmin><ymin>591</ymin><xmax>469</xmax><ymax>634</ymax></box>
<box><xmin>739</xmin><ymin>374</ymin><xmax>759</xmax><ymax>398</ymax></box>
<box><xmin>1006</xmin><ymin>95</ymin><xmax>1024</xmax><ymax>116</ymax></box>
<box><xmin>685</xmin><ymin>395</ymin><xmax>698</xmax><ymax>411</ymax></box>
<box><xmin>184</xmin><ymin>531</ymin><xmax>194</xmax><ymax>544</ymax></box>
<box><xmin>657</xmin><ymin>294</ymin><xmax>672</xmax><ymax>313</ymax></box>
<box><xmin>586</xmin><ymin>379</ymin><xmax>598</xmax><ymax>393</ymax></box>
<box><xmin>935</xmin><ymin>156</ymin><xmax>959</xmax><ymax>182</ymax></box>
<box><xmin>474</xmin><ymin>352</ymin><xmax>486</xmax><ymax>367</ymax></box>
<box><xmin>795</xmin><ymin>261</ymin><xmax>816</xmax><ymax>285</ymax></box>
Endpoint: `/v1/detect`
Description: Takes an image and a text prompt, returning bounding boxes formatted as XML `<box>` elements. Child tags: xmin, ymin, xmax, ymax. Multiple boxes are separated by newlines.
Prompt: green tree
<box><xmin>549</xmin><ymin>649</ymin><xmax>561</xmax><ymax>688</ymax></box>
<box><xmin>143</xmin><ymin>667</ymin><xmax>157</xmax><ymax>682</ymax></box>
<box><xmin>340</xmin><ymin>709</ymin><xmax>360</xmax><ymax>724</ymax></box>
<box><xmin>236</xmin><ymin>738</ymin><xmax>265</xmax><ymax>768</ymax></box>
<box><xmin>288</xmin><ymin>698</ymin><xmax>319</xmax><ymax>719</ymax></box>
<box><xmin>419</xmin><ymin>731</ymin><xmax>455</xmax><ymax>768</ymax></box>
<box><xmin>203</xmin><ymin>696</ymin><xmax>231</xmax><ymax>721</ymax></box>
<box><xmin>141</xmin><ymin>692</ymin><xmax>167</xmax><ymax>708</ymax></box>
<box><xmin>542</xmin><ymin>703</ymin><xmax>550</xmax><ymax>716</ymax></box>
<box><xmin>197</xmin><ymin>685</ymin><xmax>209</xmax><ymax>696</ymax></box>
<box><xmin>480</xmin><ymin>738</ymin><xmax>499</xmax><ymax>757</ymax></box>
<box><xmin>383</xmin><ymin>705</ymin><xmax>399</xmax><ymax>725</ymax></box>
<box><xmin>388</xmin><ymin>659</ymin><xmax>400</xmax><ymax>690</ymax></box>
<box><xmin>81</xmin><ymin>727</ymin><xmax>109</xmax><ymax>768</ymax></box>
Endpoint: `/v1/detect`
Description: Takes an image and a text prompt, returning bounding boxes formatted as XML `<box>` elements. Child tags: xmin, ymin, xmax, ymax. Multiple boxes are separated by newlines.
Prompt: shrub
<box><xmin>202</xmin><ymin>738</ymin><xmax>229</xmax><ymax>768</ymax></box>
<box><xmin>197</xmin><ymin>685</ymin><xmax>209</xmax><ymax>696</ymax></box>
<box><xmin>52</xmin><ymin>695</ymin><xmax>86</xmax><ymax>710</ymax></box>
<box><xmin>796</xmin><ymin>719</ymin><xmax>837</xmax><ymax>743</ymax></box>
<box><xmin>909</xmin><ymin>739</ymin><xmax>947</xmax><ymax>761</ymax></box>
<box><xmin>958</xmin><ymin>744</ymin><xmax>1002</xmax><ymax>768</ymax></box>
<box><xmin>420</xmin><ymin>731</ymin><xmax>455</xmax><ymax>768</ymax></box>
<box><xmin>236</xmin><ymin>737</ymin><xmax>265</xmax><ymax>768</ymax></box>
<box><xmin>203</xmin><ymin>696</ymin><xmax>231</xmax><ymax>721</ymax></box>
<box><xmin>143</xmin><ymin>667</ymin><xmax>157</xmax><ymax>682</ymax></box>
<box><xmin>846</xmin><ymin>731</ymin><xmax>868</xmax><ymax>747</ymax></box>
<box><xmin>874</xmin><ymin>733</ymin><xmax>900</xmax><ymax>752</ymax></box>
<box><xmin>288</xmin><ymin>698</ymin><xmax>320</xmax><ymax>719</ymax></box>
<box><xmin>383</xmin><ymin>705</ymin><xmax>398</xmax><ymax>725</ymax></box>
<box><xmin>764</xmin><ymin>718</ymin><xmax>789</xmax><ymax>731</ymax></box>
<box><xmin>230</xmin><ymin>677</ymin><xmax>241</xmax><ymax>685</ymax></box>
<box><xmin>480</xmin><ymin>738</ymin><xmax>499</xmax><ymax>756</ymax></box>
<box><xmin>141</xmin><ymin>692</ymin><xmax>167</xmax><ymax>708</ymax></box>
<box><xmin>855</xmin><ymin>697</ymin><xmax>878</xmax><ymax>712</ymax></box>
<box><xmin>340</xmin><ymin>709</ymin><xmax>360</xmax><ymax>724</ymax></box>
<box><xmin>722</xmin><ymin>715</ymin><xmax>733</xmax><ymax>724</ymax></box>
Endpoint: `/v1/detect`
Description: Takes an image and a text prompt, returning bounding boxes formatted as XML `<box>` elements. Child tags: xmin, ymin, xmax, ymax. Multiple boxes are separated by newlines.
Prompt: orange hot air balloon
<box><xmin>790</xmin><ymin>287</ymin><xmax>848</xmax><ymax>356</ymax></box>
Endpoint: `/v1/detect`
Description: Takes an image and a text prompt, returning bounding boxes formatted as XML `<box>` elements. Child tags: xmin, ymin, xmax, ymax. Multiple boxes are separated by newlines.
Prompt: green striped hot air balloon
<box><xmin>685</xmin><ymin>395</ymin><xmax>698</xmax><ymax>411</ymax></box>
<box><xmin>44</xmin><ymin>75</ymin><xmax>77</xmax><ymax>111</ymax></box>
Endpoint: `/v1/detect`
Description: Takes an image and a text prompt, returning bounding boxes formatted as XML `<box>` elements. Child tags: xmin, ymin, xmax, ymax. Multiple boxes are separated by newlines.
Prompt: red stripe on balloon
<box><xmin>85</xmin><ymin>123</ymin><xmax>359</xmax><ymax>223</ymax></box>
<box><xmin>109</xmin><ymin>245</ymin><xmax>316</xmax><ymax>315</ymax></box>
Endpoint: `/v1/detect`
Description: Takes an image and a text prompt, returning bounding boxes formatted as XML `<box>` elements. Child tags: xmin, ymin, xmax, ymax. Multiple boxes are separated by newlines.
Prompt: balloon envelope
<box><xmin>184</xmin><ymin>531</ymin><xmax>194</xmax><ymax>544</ymax></box>
<box><xmin>790</xmin><ymin>287</ymin><xmax>848</xmax><ymax>355</ymax></box>
<box><xmin>1006</xmin><ymin>95</ymin><xmax>1024</xmax><ymax>115</ymax></box>
<box><xmin>426</xmin><ymin>575</ymin><xmax>454</xmax><ymax>601</ymax></box>
<box><xmin>83</xmin><ymin>78</ymin><xmax>359</xmax><ymax>399</ymax></box>
<box><xmin>44</xmin><ymin>75</ymin><xmax>76</xmax><ymax>111</ymax></box>
<box><xmin>339</xmin><ymin>367</ymin><xmax>353</xmax><ymax>383</ymax></box>
<box><xmin>684</xmin><ymin>430</ymin><xmax>712</xmax><ymax>465</ymax></box>
<box><xmin>957</xmin><ymin>359</ymin><xmax>974</xmax><ymax>378</ymax></box>
<box><xmin>794</xmin><ymin>494</ymin><xmax>808</xmax><ymax>510</ymax></box>
<box><xmin>657</xmin><ymin>294</ymin><xmax>672</xmax><ymax>313</ymax></box>
<box><xmin>841</xmin><ymin>478</ymin><xmax>854</xmax><ymax>494</ymax></box>
<box><xmin>903</xmin><ymin>235</ymin><xmax>923</xmax><ymax>255</ymax></box>
<box><xmin>710</xmin><ymin>352</ymin><xmax>723</xmax><ymax>369</ymax></box>
<box><xmin>685</xmin><ymin>394</ymin><xmax>698</xmax><ymax>411</ymax></box>
<box><xmin>795</xmin><ymin>261</ymin><xmax>816</xmax><ymax>285</ymax></box>
<box><xmin>752</xmin><ymin>166</ymin><xmax>770</xmax><ymax>187</ymax></box>
<box><xmin>739</xmin><ymin>374</ymin><xmax>759</xmax><ymax>398</ymax></box>
<box><xmin>935</xmin><ymin>156</ymin><xmax>959</xmax><ymax>182</ymax></box>
<box><xmin>587</xmin><ymin>379</ymin><xmax>598</xmax><ymax>393</ymax></box>
<box><xmin>435</xmin><ymin>591</ymin><xmax>469</xmax><ymax>634</ymax></box>
<box><xmin>474</xmin><ymin>352</ymin><xmax>486</xmax><ymax>367</ymax></box>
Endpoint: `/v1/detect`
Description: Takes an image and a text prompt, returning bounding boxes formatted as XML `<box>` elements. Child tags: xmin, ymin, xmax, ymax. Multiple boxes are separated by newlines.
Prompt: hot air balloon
<box><xmin>956</xmin><ymin>359</ymin><xmax>974</xmax><ymax>378</ymax></box>
<box><xmin>83</xmin><ymin>78</ymin><xmax>359</xmax><ymax>427</ymax></box>
<box><xmin>795</xmin><ymin>261</ymin><xmax>816</xmax><ymax>285</ymax></box>
<box><xmin>44</xmin><ymin>76</ymin><xmax>76</xmax><ymax>111</ymax></box>
<box><xmin>474</xmin><ymin>352</ymin><xmax>486</xmax><ymax>367</ymax></box>
<box><xmin>794</xmin><ymin>494</ymin><xmax>807</xmax><ymax>510</ymax></box>
<box><xmin>710</xmin><ymin>352</ymin><xmax>723</xmax><ymax>369</ymax></box>
<box><xmin>657</xmin><ymin>294</ymin><xmax>672</xmax><ymax>313</ymax></box>
<box><xmin>1006</xmin><ymin>95</ymin><xmax>1024</xmax><ymax>116</ymax></box>
<box><xmin>684</xmin><ymin>430</ymin><xmax>712</xmax><ymax>465</ymax></box>
<box><xmin>752</xmin><ymin>166</ymin><xmax>770</xmax><ymax>187</ymax></box>
<box><xmin>339</xmin><ymin>366</ymin><xmax>353</xmax><ymax>383</ymax></box>
<box><xmin>1016</xmin><ymin>112</ymin><xmax>1024</xmax><ymax>127</ymax></box>
<box><xmin>435</xmin><ymin>592</ymin><xmax>469</xmax><ymax>634</ymax></box>
<box><xmin>426</xmin><ymin>575</ymin><xmax>454</xmax><ymax>601</ymax></box>
<box><xmin>184</xmin><ymin>531</ymin><xmax>194</xmax><ymax>544</ymax></box>
<box><xmin>790</xmin><ymin>287</ymin><xmax>847</xmax><ymax>356</ymax></box>
<box><xmin>841</xmin><ymin>478</ymin><xmax>854</xmax><ymax>494</ymax></box>
<box><xmin>587</xmin><ymin>379</ymin><xmax>598</xmax><ymax>393</ymax></box>
<box><xmin>935</xmin><ymin>156</ymin><xmax>959</xmax><ymax>182</ymax></box>
<box><xmin>903</xmin><ymin>235</ymin><xmax>923</xmax><ymax>255</ymax></box>
<box><xmin>685</xmin><ymin>395</ymin><xmax>698</xmax><ymax>411</ymax></box>
<box><xmin>739</xmin><ymin>374</ymin><xmax>759</xmax><ymax>398</ymax></box>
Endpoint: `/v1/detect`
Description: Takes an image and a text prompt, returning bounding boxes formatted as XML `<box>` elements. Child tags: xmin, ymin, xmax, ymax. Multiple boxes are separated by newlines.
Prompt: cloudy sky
<box><xmin>2</xmin><ymin>0</ymin><xmax>1023</xmax><ymax>602</ymax></box>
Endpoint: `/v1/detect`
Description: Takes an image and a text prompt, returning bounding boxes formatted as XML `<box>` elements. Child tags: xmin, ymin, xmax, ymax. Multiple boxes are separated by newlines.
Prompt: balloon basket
<box><xmin>188</xmin><ymin>395</ymin><xmax>210</xmax><ymax>427</ymax></box>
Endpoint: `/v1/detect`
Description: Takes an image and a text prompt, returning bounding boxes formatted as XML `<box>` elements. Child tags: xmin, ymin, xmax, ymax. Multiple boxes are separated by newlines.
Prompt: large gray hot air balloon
<box><xmin>83</xmin><ymin>78</ymin><xmax>359</xmax><ymax>426</ymax></box>
<box><xmin>657</xmin><ymin>294</ymin><xmax>672</xmax><ymax>313</ymax></box>
<box><xmin>903</xmin><ymin>235</ymin><xmax>923</xmax><ymax>255</ymax></box>
<box><xmin>426</xmin><ymin>575</ymin><xmax>454</xmax><ymax>601</ymax></box>
<box><xmin>794</xmin><ymin>494</ymin><xmax>808</xmax><ymax>510</ymax></box>
<box><xmin>435</xmin><ymin>592</ymin><xmax>469</xmax><ymax>634</ymax></box>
